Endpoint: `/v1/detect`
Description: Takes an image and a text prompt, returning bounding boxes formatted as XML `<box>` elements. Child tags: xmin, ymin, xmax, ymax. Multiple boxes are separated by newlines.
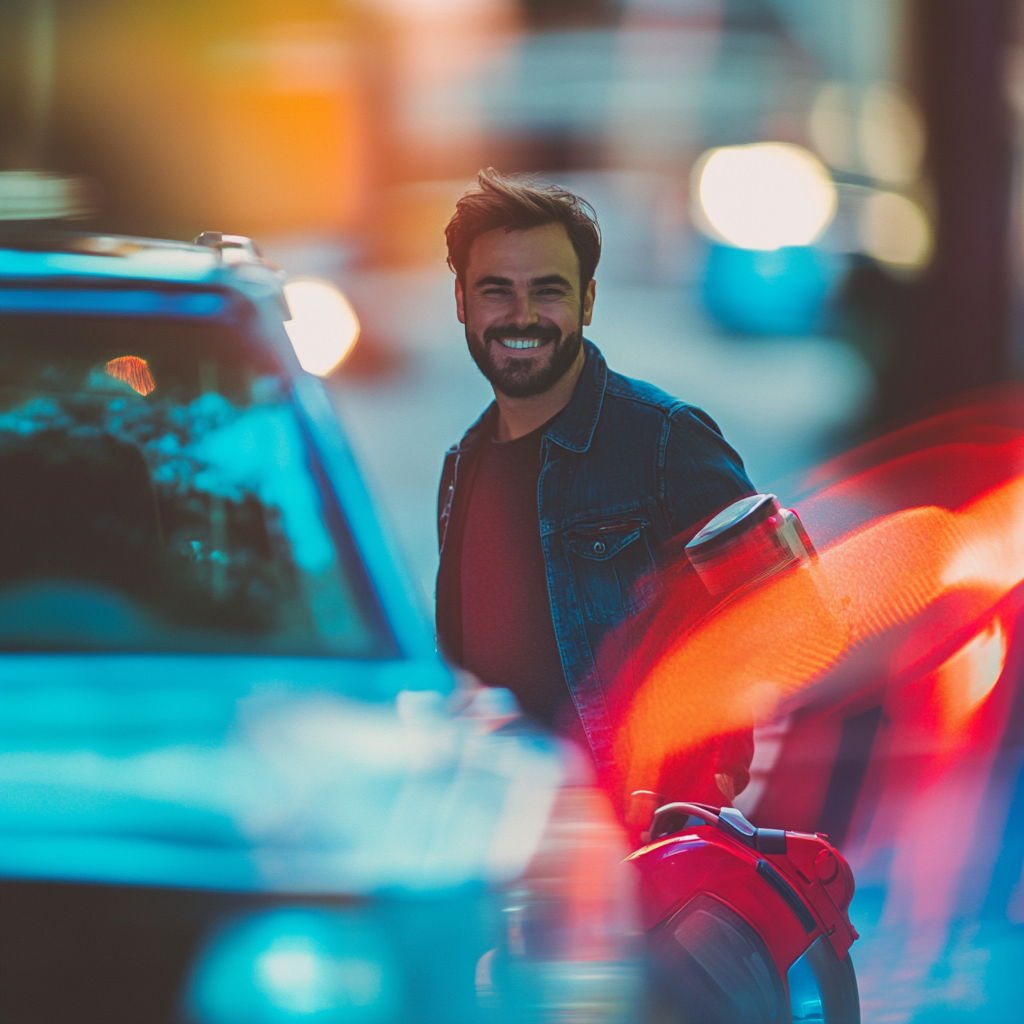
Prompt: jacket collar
<box><xmin>449</xmin><ymin>339</ymin><xmax>607</xmax><ymax>456</ymax></box>
<box><xmin>448</xmin><ymin>402</ymin><xmax>497</xmax><ymax>456</ymax></box>
<box><xmin>544</xmin><ymin>339</ymin><xmax>606</xmax><ymax>453</ymax></box>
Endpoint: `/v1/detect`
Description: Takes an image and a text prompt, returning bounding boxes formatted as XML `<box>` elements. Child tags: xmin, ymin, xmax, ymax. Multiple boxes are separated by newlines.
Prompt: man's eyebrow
<box><xmin>472</xmin><ymin>274</ymin><xmax>574</xmax><ymax>289</ymax></box>
<box><xmin>530</xmin><ymin>274</ymin><xmax>572</xmax><ymax>288</ymax></box>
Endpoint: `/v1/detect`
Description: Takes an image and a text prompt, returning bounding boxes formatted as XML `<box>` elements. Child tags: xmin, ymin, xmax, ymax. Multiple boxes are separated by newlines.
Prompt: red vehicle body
<box><xmin>628</xmin><ymin>801</ymin><xmax>859</xmax><ymax>1024</ymax></box>
<box><xmin>618</xmin><ymin>495</ymin><xmax>860</xmax><ymax>1023</ymax></box>
<box><xmin>607</xmin><ymin>394</ymin><xmax>1024</xmax><ymax>1022</ymax></box>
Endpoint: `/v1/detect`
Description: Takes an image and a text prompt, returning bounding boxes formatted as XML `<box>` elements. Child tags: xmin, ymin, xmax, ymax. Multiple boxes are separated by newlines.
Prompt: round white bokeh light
<box><xmin>284</xmin><ymin>279</ymin><xmax>361</xmax><ymax>377</ymax></box>
<box><xmin>694</xmin><ymin>143</ymin><xmax>838</xmax><ymax>251</ymax></box>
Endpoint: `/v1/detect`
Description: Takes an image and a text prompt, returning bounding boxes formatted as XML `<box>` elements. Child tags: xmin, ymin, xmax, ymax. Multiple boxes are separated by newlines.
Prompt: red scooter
<box><xmin>625</xmin><ymin>495</ymin><xmax>860</xmax><ymax>1024</ymax></box>
<box><xmin>628</xmin><ymin>798</ymin><xmax>859</xmax><ymax>1024</ymax></box>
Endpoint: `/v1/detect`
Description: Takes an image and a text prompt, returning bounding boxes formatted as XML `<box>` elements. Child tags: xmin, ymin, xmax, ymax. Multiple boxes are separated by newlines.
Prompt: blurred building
<box><xmin>1</xmin><ymin>0</ymin><xmax>378</xmax><ymax>240</ymax></box>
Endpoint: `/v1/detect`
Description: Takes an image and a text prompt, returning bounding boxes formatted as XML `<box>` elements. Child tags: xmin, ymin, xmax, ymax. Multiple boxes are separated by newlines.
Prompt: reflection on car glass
<box><xmin>105</xmin><ymin>354</ymin><xmax>155</xmax><ymax>396</ymax></box>
<box><xmin>0</xmin><ymin>317</ymin><xmax>383</xmax><ymax>657</ymax></box>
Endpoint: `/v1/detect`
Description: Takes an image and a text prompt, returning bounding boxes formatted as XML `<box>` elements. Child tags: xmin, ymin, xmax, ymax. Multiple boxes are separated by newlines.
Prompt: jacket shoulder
<box><xmin>603</xmin><ymin>369</ymin><xmax>705</xmax><ymax>425</ymax></box>
<box><xmin>606</xmin><ymin>368</ymin><xmax>682</xmax><ymax>407</ymax></box>
<box><xmin>601</xmin><ymin>369</ymin><xmax>734</xmax><ymax>450</ymax></box>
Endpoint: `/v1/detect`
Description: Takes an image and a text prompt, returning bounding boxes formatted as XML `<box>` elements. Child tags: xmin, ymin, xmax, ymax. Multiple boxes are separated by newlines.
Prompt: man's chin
<box><xmin>470</xmin><ymin>331</ymin><xmax>583</xmax><ymax>399</ymax></box>
<box><xmin>493</xmin><ymin>374</ymin><xmax>552</xmax><ymax>399</ymax></box>
<box><xmin>483</xmin><ymin>360</ymin><xmax>555</xmax><ymax>399</ymax></box>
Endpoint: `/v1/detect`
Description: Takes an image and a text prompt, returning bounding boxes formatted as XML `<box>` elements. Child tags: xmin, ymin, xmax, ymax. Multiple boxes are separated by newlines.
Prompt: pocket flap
<box><xmin>564</xmin><ymin>520</ymin><xmax>644</xmax><ymax>561</ymax></box>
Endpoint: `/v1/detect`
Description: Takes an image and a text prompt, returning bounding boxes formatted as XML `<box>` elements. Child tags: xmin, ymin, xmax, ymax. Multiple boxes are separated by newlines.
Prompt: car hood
<box><xmin>0</xmin><ymin>654</ymin><xmax>569</xmax><ymax>894</ymax></box>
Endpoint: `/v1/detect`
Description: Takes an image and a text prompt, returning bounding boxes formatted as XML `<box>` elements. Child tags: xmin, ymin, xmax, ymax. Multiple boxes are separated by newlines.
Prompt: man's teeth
<box><xmin>500</xmin><ymin>338</ymin><xmax>543</xmax><ymax>349</ymax></box>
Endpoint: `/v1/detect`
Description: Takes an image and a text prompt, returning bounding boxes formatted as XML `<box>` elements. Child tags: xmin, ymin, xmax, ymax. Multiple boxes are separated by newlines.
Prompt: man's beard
<box><xmin>467</xmin><ymin>322</ymin><xmax>583</xmax><ymax>399</ymax></box>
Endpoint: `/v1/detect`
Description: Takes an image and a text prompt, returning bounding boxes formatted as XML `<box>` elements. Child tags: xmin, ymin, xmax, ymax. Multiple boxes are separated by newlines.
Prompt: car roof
<box><xmin>0</xmin><ymin>231</ymin><xmax>285</xmax><ymax>307</ymax></box>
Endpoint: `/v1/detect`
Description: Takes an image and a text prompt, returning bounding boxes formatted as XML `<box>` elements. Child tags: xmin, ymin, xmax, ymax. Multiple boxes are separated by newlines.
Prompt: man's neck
<box><xmin>493</xmin><ymin>345</ymin><xmax>586</xmax><ymax>442</ymax></box>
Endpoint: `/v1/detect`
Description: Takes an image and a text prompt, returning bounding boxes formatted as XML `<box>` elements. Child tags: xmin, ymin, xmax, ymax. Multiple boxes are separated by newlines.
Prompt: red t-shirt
<box><xmin>460</xmin><ymin>422</ymin><xmax>573</xmax><ymax>728</ymax></box>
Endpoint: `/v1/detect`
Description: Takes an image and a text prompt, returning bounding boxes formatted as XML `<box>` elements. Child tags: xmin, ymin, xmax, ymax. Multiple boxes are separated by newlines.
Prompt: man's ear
<box><xmin>455</xmin><ymin>276</ymin><xmax>466</xmax><ymax>324</ymax></box>
<box><xmin>582</xmin><ymin>278</ymin><xmax>596</xmax><ymax>327</ymax></box>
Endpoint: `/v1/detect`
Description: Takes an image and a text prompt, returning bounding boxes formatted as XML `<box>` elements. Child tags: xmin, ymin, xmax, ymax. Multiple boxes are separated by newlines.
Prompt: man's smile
<box><xmin>498</xmin><ymin>338</ymin><xmax>547</xmax><ymax>350</ymax></box>
<box><xmin>482</xmin><ymin>321</ymin><xmax>562</xmax><ymax>359</ymax></box>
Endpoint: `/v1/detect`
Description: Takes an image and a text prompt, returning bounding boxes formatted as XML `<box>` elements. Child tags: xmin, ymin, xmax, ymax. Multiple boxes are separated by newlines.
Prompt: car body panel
<box><xmin>1</xmin><ymin>658</ymin><xmax>564</xmax><ymax>893</ymax></box>
<box><xmin>0</xmin><ymin>234</ymin><xmax>531</xmax><ymax>897</ymax></box>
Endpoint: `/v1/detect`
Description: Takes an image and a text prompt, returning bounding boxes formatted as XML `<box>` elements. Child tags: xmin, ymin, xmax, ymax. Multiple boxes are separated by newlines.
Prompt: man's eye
<box><xmin>482</xmin><ymin>288</ymin><xmax>509</xmax><ymax>297</ymax></box>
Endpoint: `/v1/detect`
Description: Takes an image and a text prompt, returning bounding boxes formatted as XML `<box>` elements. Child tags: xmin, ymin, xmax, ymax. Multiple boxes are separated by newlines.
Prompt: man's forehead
<box><xmin>466</xmin><ymin>222</ymin><xmax>579</xmax><ymax>282</ymax></box>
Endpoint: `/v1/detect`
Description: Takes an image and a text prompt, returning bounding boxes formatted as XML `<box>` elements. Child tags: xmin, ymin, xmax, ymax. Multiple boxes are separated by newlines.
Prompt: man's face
<box><xmin>456</xmin><ymin>222</ymin><xmax>595</xmax><ymax>399</ymax></box>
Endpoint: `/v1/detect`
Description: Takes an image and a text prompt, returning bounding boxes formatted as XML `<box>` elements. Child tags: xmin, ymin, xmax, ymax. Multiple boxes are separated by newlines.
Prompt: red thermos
<box><xmin>685</xmin><ymin>493</ymin><xmax>816</xmax><ymax>597</ymax></box>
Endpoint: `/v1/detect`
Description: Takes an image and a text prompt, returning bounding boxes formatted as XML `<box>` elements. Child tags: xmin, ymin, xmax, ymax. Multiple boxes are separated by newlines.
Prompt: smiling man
<box><xmin>436</xmin><ymin>169</ymin><xmax>755</xmax><ymax>780</ymax></box>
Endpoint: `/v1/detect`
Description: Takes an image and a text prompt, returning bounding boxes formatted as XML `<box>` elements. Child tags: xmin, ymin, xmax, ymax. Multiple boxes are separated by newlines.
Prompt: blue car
<box><xmin>0</xmin><ymin>231</ymin><xmax>640</xmax><ymax>1024</ymax></box>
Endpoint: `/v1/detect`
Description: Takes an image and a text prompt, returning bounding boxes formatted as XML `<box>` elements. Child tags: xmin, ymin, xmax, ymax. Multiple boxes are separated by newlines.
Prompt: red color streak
<box><xmin>613</xmin><ymin>449</ymin><xmax>1024</xmax><ymax>806</ymax></box>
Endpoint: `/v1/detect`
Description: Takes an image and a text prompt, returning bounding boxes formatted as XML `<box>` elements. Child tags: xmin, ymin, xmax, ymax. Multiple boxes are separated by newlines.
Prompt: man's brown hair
<box><xmin>445</xmin><ymin>168</ymin><xmax>601</xmax><ymax>287</ymax></box>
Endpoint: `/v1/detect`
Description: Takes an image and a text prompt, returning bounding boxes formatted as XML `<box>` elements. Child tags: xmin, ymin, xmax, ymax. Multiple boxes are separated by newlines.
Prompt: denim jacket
<box><xmin>436</xmin><ymin>340</ymin><xmax>753</xmax><ymax>765</ymax></box>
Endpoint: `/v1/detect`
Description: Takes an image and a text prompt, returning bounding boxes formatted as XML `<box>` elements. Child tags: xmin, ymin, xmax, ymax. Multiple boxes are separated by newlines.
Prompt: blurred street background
<box><xmin>3</xmin><ymin>3</ymin><xmax>1024</xmax><ymax>1021</ymax></box>
<box><xmin>4</xmin><ymin>0</ymin><xmax>1022</xmax><ymax>606</ymax></box>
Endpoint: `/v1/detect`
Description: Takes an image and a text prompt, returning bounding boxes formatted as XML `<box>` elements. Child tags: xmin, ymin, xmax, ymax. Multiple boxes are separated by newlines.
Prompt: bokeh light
<box><xmin>858</xmin><ymin>84</ymin><xmax>926</xmax><ymax>185</ymax></box>
<box><xmin>185</xmin><ymin>908</ymin><xmax>402</xmax><ymax>1024</ymax></box>
<box><xmin>693</xmin><ymin>143</ymin><xmax>837</xmax><ymax>251</ymax></box>
<box><xmin>809</xmin><ymin>82</ymin><xmax>925</xmax><ymax>185</ymax></box>
<box><xmin>807</xmin><ymin>83</ymin><xmax>858</xmax><ymax>174</ymax></box>
<box><xmin>283</xmin><ymin>280</ymin><xmax>360</xmax><ymax>377</ymax></box>
<box><xmin>858</xmin><ymin>190</ymin><xmax>932</xmax><ymax>270</ymax></box>
<box><xmin>701</xmin><ymin>244</ymin><xmax>841</xmax><ymax>336</ymax></box>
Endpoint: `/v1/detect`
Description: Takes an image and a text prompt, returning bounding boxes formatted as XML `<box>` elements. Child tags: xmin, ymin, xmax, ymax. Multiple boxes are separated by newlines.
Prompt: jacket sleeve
<box><xmin>661</xmin><ymin>405</ymin><xmax>755</xmax><ymax>537</ymax></box>
<box><xmin>435</xmin><ymin>454</ymin><xmax>460</xmax><ymax>663</ymax></box>
<box><xmin>658</xmin><ymin>406</ymin><xmax>756</xmax><ymax>800</ymax></box>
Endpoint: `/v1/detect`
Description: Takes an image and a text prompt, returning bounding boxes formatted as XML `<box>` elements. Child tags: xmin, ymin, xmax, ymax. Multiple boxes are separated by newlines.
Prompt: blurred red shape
<box><xmin>600</xmin><ymin>386</ymin><xmax>1024</xmax><ymax>816</ymax></box>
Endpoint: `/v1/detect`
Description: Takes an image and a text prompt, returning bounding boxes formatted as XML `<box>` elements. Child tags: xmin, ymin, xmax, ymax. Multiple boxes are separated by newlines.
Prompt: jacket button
<box><xmin>593</xmin><ymin>540</ymin><xmax>606</xmax><ymax>555</ymax></box>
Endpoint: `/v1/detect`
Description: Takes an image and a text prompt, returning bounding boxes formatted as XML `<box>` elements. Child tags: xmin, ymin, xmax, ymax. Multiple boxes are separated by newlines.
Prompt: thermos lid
<box><xmin>685</xmin><ymin>493</ymin><xmax>778</xmax><ymax>552</ymax></box>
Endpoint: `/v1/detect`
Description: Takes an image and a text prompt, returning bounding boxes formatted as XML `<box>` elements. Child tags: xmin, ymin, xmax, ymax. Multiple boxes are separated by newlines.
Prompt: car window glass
<box><xmin>0</xmin><ymin>313</ymin><xmax>393</xmax><ymax>657</ymax></box>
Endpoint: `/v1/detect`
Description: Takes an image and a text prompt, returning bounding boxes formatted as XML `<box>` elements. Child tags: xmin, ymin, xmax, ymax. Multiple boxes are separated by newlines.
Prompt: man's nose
<box><xmin>509</xmin><ymin>290</ymin><xmax>539</xmax><ymax>326</ymax></box>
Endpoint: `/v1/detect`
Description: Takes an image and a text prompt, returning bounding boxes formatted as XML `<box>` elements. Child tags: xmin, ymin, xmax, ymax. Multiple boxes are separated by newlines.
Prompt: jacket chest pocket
<box><xmin>562</xmin><ymin>519</ymin><xmax>656</xmax><ymax>626</ymax></box>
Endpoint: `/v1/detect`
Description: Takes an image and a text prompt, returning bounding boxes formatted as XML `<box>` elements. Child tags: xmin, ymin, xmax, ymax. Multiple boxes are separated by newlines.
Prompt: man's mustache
<box><xmin>483</xmin><ymin>323</ymin><xmax>562</xmax><ymax>346</ymax></box>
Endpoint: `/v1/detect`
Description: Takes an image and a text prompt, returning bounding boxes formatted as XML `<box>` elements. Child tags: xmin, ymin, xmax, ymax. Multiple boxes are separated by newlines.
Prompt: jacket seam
<box><xmin>603</xmin><ymin>378</ymin><xmax>690</xmax><ymax>415</ymax></box>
